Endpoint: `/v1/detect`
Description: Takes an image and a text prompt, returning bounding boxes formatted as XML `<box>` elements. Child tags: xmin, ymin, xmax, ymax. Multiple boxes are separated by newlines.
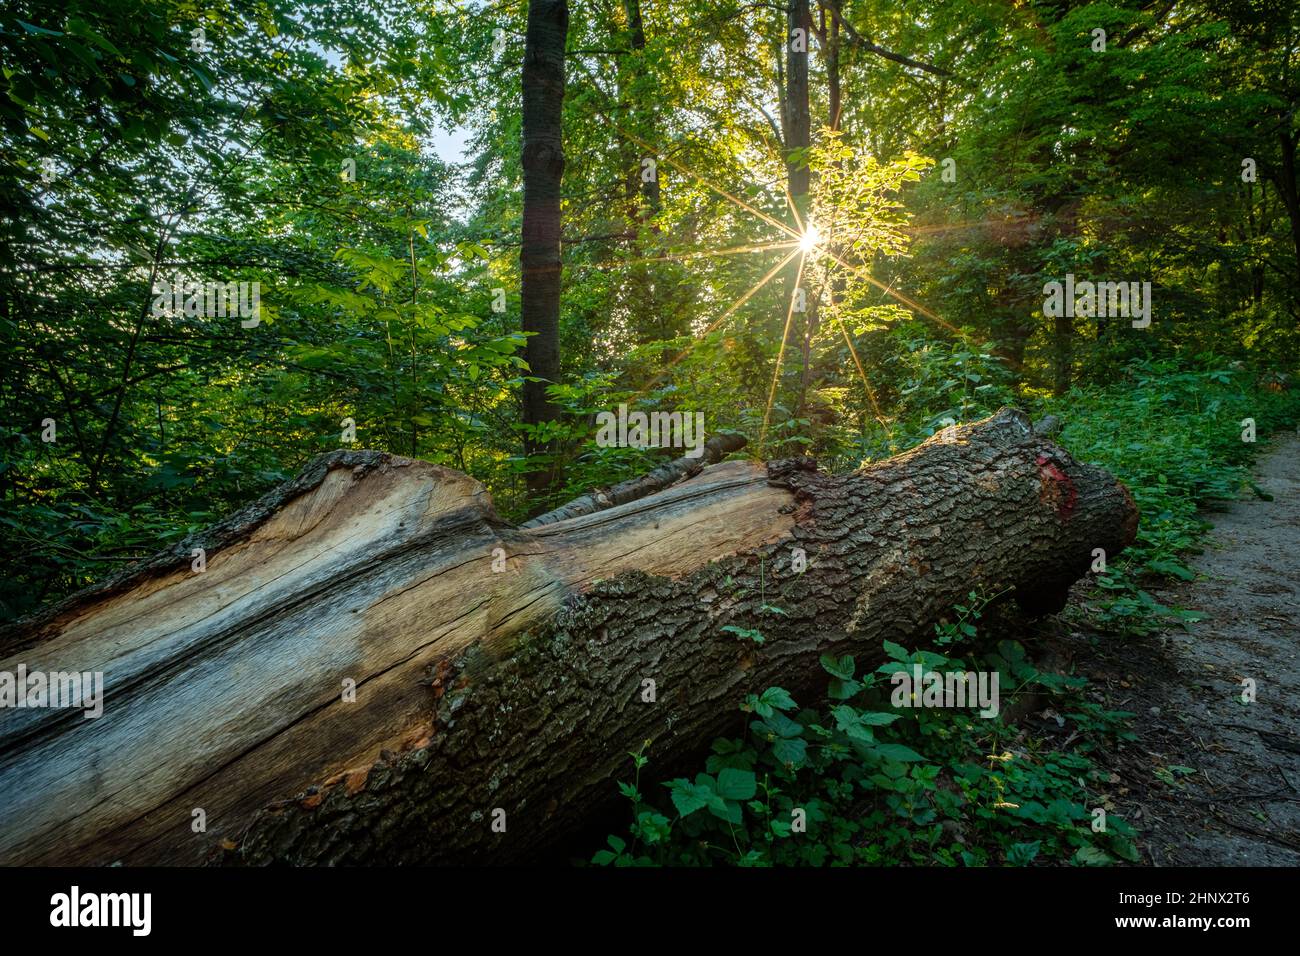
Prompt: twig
<box><xmin>521</xmin><ymin>433</ymin><xmax>748</xmax><ymax>528</ymax></box>
<box><xmin>1207</xmin><ymin>807</ymin><xmax>1300</xmax><ymax>852</ymax></box>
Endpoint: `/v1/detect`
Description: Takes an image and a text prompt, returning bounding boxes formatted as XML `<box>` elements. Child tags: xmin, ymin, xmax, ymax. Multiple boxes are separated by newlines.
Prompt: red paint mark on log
<box><xmin>428</xmin><ymin>658</ymin><xmax>454</xmax><ymax>699</ymax></box>
<box><xmin>1036</xmin><ymin>454</ymin><xmax>1077</xmax><ymax>520</ymax></box>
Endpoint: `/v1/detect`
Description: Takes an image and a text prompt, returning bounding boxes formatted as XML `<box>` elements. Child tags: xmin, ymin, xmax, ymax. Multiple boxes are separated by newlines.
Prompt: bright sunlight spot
<box><xmin>799</xmin><ymin>223</ymin><xmax>820</xmax><ymax>252</ymax></box>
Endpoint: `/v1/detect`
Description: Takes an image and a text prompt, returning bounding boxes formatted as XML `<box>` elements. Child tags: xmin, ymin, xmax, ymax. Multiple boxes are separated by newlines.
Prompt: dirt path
<box><xmin>1075</xmin><ymin>433</ymin><xmax>1300</xmax><ymax>865</ymax></box>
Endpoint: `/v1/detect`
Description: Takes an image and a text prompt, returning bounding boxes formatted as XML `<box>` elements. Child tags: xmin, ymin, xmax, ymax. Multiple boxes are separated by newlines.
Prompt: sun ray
<box><xmin>817</xmin><ymin>245</ymin><xmax>1026</xmax><ymax>374</ymax></box>
<box><xmin>615</xmin><ymin>121</ymin><xmax>802</xmax><ymax>242</ymax></box>
<box><xmin>567</xmin><ymin>59</ymin><xmax>991</xmax><ymax>430</ymax></box>
<box><xmin>760</xmin><ymin>251</ymin><xmax>807</xmax><ymax>453</ymax></box>
<box><xmin>570</xmin><ymin>61</ymin><xmax>802</xmax><ymax>244</ymax></box>
<box><xmin>587</xmin><ymin>240</ymin><xmax>799</xmax><ymax>270</ymax></box>
<box><xmin>791</xmin><ymin>263</ymin><xmax>888</xmax><ymax>429</ymax></box>
<box><xmin>789</xmin><ymin>264</ymin><xmax>888</xmax><ymax>429</ymax></box>
<box><xmin>819</xmin><ymin>247</ymin><xmax>962</xmax><ymax>337</ymax></box>
<box><xmin>630</xmin><ymin>245</ymin><xmax>802</xmax><ymax>401</ymax></box>
<box><xmin>783</xmin><ymin>180</ymin><xmax>805</xmax><ymax>234</ymax></box>
<box><xmin>830</xmin><ymin>309</ymin><xmax>887</xmax><ymax>425</ymax></box>
<box><xmin>900</xmin><ymin>214</ymin><xmax>1035</xmax><ymax>236</ymax></box>
<box><xmin>693</xmin><ymin>245</ymin><xmax>802</xmax><ymax>340</ymax></box>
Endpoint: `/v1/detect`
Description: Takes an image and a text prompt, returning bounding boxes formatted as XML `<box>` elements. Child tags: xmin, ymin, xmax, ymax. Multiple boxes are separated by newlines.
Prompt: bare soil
<box><xmin>1070</xmin><ymin>434</ymin><xmax>1300</xmax><ymax>865</ymax></box>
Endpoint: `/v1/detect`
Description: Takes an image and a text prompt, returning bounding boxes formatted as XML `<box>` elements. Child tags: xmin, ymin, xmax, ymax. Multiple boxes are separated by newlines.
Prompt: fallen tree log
<box><xmin>0</xmin><ymin>408</ymin><xmax>1138</xmax><ymax>865</ymax></box>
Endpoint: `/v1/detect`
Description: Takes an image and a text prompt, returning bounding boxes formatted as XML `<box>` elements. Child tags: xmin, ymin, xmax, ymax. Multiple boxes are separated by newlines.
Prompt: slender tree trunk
<box><xmin>624</xmin><ymin>0</ymin><xmax>659</xmax><ymax>221</ymax></box>
<box><xmin>1274</xmin><ymin>129</ymin><xmax>1300</xmax><ymax>288</ymax></box>
<box><xmin>617</xmin><ymin>0</ymin><xmax>664</xmax><ymax>347</ymax></box>
<box><xmin>819</xmin><ymin>2</ymin><xmax>848</xmax><ymax>323</ymax></box>
<box><xmin>90</xmin><ymin>238</ymin><xmax>167</xmax><ymax>498</ymax></box>
<box><xmin>821</xmin><ymin>0</ymin><xmax>843</xmax><ymax>133</ymax></box>
<box><xmin>520</xmin><ymin>0</ymin><xmax>569</xmax><ymax>503</ymax></box>
<box><xmin>998</xmin><ymin>283</ymin><xmax>1033</xmax><ymax>377</ymax></box>
<box><xmin>1053</xmin><ymin>313</ymin><xmax>1073</xmax><ymax>396</ymax></box>
<box><xmin>785</xmin><ymin>0</ymin><xmax>811</xmax><ymax>200</ymax></box>
<box><xmin>1044</xmin><ymin>198</ymin><xmax>1080</xmax><ymax>397</ymax></box>
<box><xmin>785</xmin><ymin>0</ymin><xmax>813</xmax><ymax>420</ymax></box>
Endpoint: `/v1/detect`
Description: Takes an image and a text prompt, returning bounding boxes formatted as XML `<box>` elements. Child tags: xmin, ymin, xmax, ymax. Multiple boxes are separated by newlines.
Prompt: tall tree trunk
<box><xmin>785</xmin><ymin>0</ymin><xmax>812</xmax><ymax>200</ymax></box>
<box><xmin>520</xmin><ymin>0</ymin><xmax>569</xmax><ymax>503</ymax></box>
<box><xmin>1044</xmin><ymin>198</ymin><xmax>1080</xmax><ymax>397</ymax></box>
<box><xmin>818</xmin><ymin>1</ymin><xmax>848</xmax><ymax>325</ymax></box>
<box><xmin>784</xmin><ymin>0</ymin><xmax>813</xmax><ymax>424</ymax></box>
<box><xmin>624</xmin><ymin>0</ymin><xmax>659</xmax><ymax>222</ymax></box>
<box><xmin>618</xmin><ymin>0</ymin><xmax>665</xmax><ymax>348</ymax></box>
<box><xmin>0</xmin><ymin>409</ymin><xmax>1138</xmax><ymax>866</ymax></box>
<box><xmin>1274</xmin><ymin>129</ymin><xmax>1300</xmax><ymax>289</ymax></box>
<box><xmin>1053</xmin><ymin>313</ymin><xmax>1073</xmax><ymax>396</ymax></box>
<box><xmin>820</xmin><ymin>0</ymin><xmax>843</xmax><ymax>133</ymax></box>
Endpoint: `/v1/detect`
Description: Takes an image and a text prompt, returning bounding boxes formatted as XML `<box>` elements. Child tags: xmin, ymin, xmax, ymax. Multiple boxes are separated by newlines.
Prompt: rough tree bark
<box><xmin>784</xmin><ymin>0</ymin><xmax>811</xmax><ymax>201</ymax></box>
<box><xmin>818</xmin><ymin>0</ymin><xmax>843</xmax><ymax>133</ymax></box>
<box><xmin>520</xmin><ymin>0</ymin><xmax>569</xmax><ymax>501</ymax></box>
<box><xmin>0</xmin><ymin>409</ymin><xmax>1137</xmax><ymax>865</ymax></box>
<box><xmin>622</xmin><ymin>0</ymin><xmax>659</xmax><ymax>222</ymax></box>
<box><xmin>783</xmin><ymin>0</ymin><xmax>816</xmax><ymax>417</ymax></box>
<box><xmin>615</xmin><ymin>0</ymin><xmax>666</xmax><ymax>345</ymax></box>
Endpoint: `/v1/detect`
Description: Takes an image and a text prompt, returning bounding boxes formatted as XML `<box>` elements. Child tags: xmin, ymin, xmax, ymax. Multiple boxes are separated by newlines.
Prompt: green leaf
<box><xmin>831</xmin><ymin>704</ymin><xmax>875</xmax><ymax>742</ymax></box>
<box><xmin>757</xmin><ymin>711</ymin><xmax>804</xmax><ymax>739</ymax></box>
<box><xmin>872</xmin><ymin>743</ymin><xmax>924</xmax><ymax>763</ymax></box>
<box><xmin>820</xmin><ymin>653</ymin><xmax>855</xmax><ymax>680</ymax></box>
<box><xmin>666</xmin><ymin>779</ymin><xmax>710</xmax><ymax>817</ymax></box>
<box><xmin>721</xmin><ymin>624</ymin><xmax>764</xmax><ymax>644</ymax></box>
<box><xmin>1006</xmin><ymin>841</ymin><xmax>1040</xmax><ymax>866</ymax></box>
<box><xmin>857</xmin><ymin>711</ymin><xmax>902</xmax><ymax>726</ymax></box>
<box><xmin>827</xmin><ymin>677</ymin><xmax>863</xmax><ymax>700</ymax></box>
<box><xmin>17</xmin><ymin>21</ymin><xmax>64</xmax><ymax>37</ymax></box>
<box><xmin>710</xmin><ymin>798</ymin><xmax>744</xmax><ymax>824</ymax></box>
<box><xmin>189</xmin><ymin>64</ymin><xmax>214</xmax><ymax>92</ymax></box>
<box><xmin>66</xmin><ymin>19</ymin><xmax>123</xmax><ymax>55</ymax></box>
<box><xmin>1147</xmin><ymin>559</ymin><xmax>1194</xmax><ymax>581</ymax></box>
<box><xmin>1110</xmin><ymin>835</ymin><xmax>1140</xmax><ymax>863</ymax></box>
<box><xmin>882</xmin><ymin>639</ymin><xmax>910</xmax><ymax>662</ymax></box>
<box><xmin>759</xmin><ymin>686</ymin><xmax>796</xmax><ymax>712</ymax></box>
<box><xmin>715</xmin><ymin>767</ymin><xmax>757</xmax><ymax>801</ymax></box>
<box><xmin>1074</xmin><ymin>846</ymin><xmax>1113</xmax><ymax>867</ymax></box>
<box><xmin>772</xmin><ymin>736</ymin><xmax>807</xmax><ymax>766</ymax></box>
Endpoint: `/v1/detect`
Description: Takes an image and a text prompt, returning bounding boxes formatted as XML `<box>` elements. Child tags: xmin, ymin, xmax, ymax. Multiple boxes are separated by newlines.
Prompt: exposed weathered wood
<box><xmin>0</xmin><ymin>408</ymin><xmax>1138</xmax><ymax>865</ymax></box>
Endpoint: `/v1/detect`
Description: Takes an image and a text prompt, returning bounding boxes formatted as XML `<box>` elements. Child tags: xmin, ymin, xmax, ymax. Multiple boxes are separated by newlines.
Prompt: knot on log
<box><xmin>766</xmin><ymin>456</ymin><xmax>819</xmax><ymax>484</ymax></box>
